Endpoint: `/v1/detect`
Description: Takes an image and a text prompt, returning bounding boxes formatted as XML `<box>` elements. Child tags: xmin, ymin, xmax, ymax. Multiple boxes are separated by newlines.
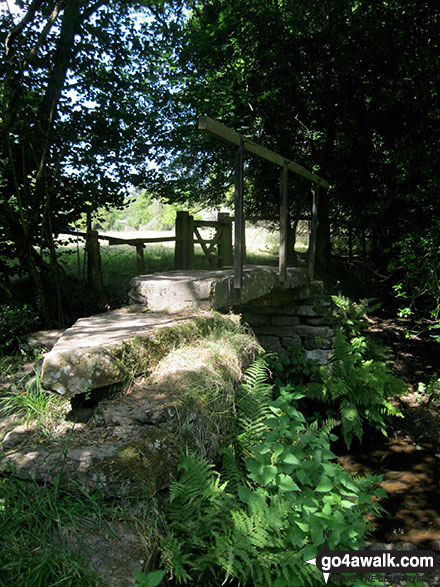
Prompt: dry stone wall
<box><xmin>235</xmin><ymin>281</ymin><xmax>336</xmax><ymax>364</ymax></box>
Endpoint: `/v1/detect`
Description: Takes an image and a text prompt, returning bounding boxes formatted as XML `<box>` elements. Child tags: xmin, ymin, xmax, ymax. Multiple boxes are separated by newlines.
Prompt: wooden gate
<box><xmin>175</xmin><ymin>211</ymin><xmax>233</xmax><ymax>270</ymax></box>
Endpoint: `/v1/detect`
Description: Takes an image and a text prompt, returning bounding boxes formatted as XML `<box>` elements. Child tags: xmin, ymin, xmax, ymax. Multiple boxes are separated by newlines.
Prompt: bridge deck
<box><xmin>129</xmin><ymin>265</ymin><xmax>308</xmax><ymax>313</ymax></box>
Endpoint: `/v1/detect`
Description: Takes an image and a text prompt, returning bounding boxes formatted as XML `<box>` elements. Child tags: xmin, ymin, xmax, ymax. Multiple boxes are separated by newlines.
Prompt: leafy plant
<box><xmin>133</xmin><ymin>569</ymin><xmax>166</xmax><ymax>587</ymax></box>
<box><xmin>305</xmin><ymin>330</ymin><xmax>404</xmax><ymax>448</ymax></box>
<box><xmin>389</xmin><ymin>221</ymin><xmax>440</xmax><ymax>321</ymax></box>
<box><xmin>0</xmin><ymin>304</ymin><xmax>40</xmax><ymax>353</ymax></box>
<box><xmin>160</xmin><ymin>359</ymin><xmax>384</xmax><ymax>586</ymax></box>
<box><xmin>417</xmin><ymin>373</ymin><xmax>440</xmax><ymax>405</ymax></box>
<box><xmin>269</xmin><ymin>295</ymin><xmax>405</xmax><ymax>448</ymax></box>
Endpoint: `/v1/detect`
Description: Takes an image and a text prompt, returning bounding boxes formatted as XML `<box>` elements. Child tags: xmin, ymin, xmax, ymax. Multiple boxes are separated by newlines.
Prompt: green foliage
<box><xmin>0</xmin><ymin>304</ymin><xmax>40</xmax><ymax>353</ymax></box>
<box><xmin>332</xmin><ymin>295</ymin><xmax>380</xmax><ymax>340</ymax></box>
<box><xmin>417</xmin><ymin>373</ymin><xmax>440</xmax><ymax>405</ymax></box>
<box><xmin>0</xmin><ymin>352</ymin><xmax>68</xmax><ymax>438</ymax></box>
<box><xmin>133</xmin><ymin>569</ymin><xmax>166</xmax><ymax>587</ymax></box>
<box><xmin>0</xmin><ymin>466</ymin><xmax>107</xmax><ymax>586</ymax></box>
<box><xmin>96</xmin><ymin>193</ymin><xmax>186</xmax><ymax>232</ymax></box>
<box><xmin>269</xmin><ymin>296</ymin><xmax>405</xmax><ymax>448</ymax></box>
<box><xmin>306</xmin><ymin>331</ymin><xmax>405</xmax><ymax>448</ymax></box>
<box><xmin>160</xmin><ymin>359</ymin><xmax>384</xmax><ymax>586</ymax></box>
<box><xmin>389</xmin><ymin>221</ymin><xmax>440</xmax><ymax>322</ymax></box>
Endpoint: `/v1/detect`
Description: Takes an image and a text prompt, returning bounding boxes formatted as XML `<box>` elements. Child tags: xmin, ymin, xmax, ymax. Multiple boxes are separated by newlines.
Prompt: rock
<box><xmin>2</xmin><ymin>424</ymin><xmax>35</xmax><ymax>450</ymax></box>
<box><xmin>5</xmin><ymin>323</ymin><xmax>261</xmax><ymax>500</ymax></box>
<box><xmin>20</xmin><ymin>329</ymin><xmax>64</xmax><ymax>353</ymax></box>
<box><xmin>255</xmin><ymin>335</ymin><xmax>282</xmax><ymax>353</ymax></box>
<box><xmin>270</xmin><ymin>316</ymin><xmax>301</xmax><ymax>326</ymax></box>
<box><xmin>281</xmin><ymin>335</ymin><xmax>301</xmax><ymax>348</ymax></box>
<box><xmin>41</xmin><ymin>309</ymin><xmax>238</xmax><ymax>398</ymax></box>
<box><xmin>5</xmin><ymin>428</ymin><xmax>180</xmax><ymax>499</ymax></box>
<box><xmin>304</xmin><ymin>349</ymin><xmax>332</xmax><ymax>364</ymax></box>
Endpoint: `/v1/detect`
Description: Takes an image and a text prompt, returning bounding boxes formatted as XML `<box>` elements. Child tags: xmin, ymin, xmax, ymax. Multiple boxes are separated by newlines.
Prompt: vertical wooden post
<box><xmin>175</xmin><ymin>211</ymin><xmax>188</xmax><ymax>269</ymax></box>
<box><xmin>279</xmin><ymin>163</ymin><xmax>288</xmax><ymax>283</ymax></box>
<box><xmin>87</xmin><ymin>230</ymin><xmax>108</xmax><ymax>310</ymax></box>
<box><xmin>136</xmin><ymin>242</ymin><xmax>145</xmax><ymax>275</ymax></box>
<box><xmin>187</xmin><ymin>214</ymin><xmax>195</xmax><ymax>269</ymax></box>
<box><xmin>234</xmin><ymin>139</ymin><xmax>244</xmax><ymax>289</ymax></box>
<box><xmin>308</xmin><ymin>185</ymin><xmax>319</xmax><ymax>280</ymax></box>
<box><xmin>217</xmin><ymin>212</ymin><xmax>233</xmax><ymax>267</ymax></box>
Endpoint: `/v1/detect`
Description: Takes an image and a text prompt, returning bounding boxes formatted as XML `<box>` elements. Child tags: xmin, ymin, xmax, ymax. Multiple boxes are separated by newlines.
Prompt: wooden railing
<box><xmin>198</xmin><ymin>116</ymin><xmax>329</xmax><ymax>285</ymax></box>
<box><xmin>64</xmin><ymin>210</ymin><xmax>233</xmax><ymax>279</ymax></box>
<box><xmin>64</xmin><ymin>229</ymin><xmax>176</xmax><ymax>275</ymax></box>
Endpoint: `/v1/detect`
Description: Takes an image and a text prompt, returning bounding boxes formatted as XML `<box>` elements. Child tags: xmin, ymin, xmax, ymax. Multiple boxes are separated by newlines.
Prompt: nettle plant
<box><xmin>160</xmin><ymin>359</ymin><xmax>384</xmax><ymax>586</ymax></box>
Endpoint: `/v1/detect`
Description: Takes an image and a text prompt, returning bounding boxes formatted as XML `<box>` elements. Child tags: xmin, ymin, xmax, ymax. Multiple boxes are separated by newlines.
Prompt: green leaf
<box><xmin>277</xmin><ymin>474</ymin><xmax>300</xmax><ymax>492</ymax></box>
<box><xmin>261</xmin><ymin>465</ymin><xmax>277</xmax><ymax>485</ymax></box>
<box><xmin>134</xmin><ymin>569</ymin><xmax>166</xmax><ymax>587</ymax></box>
<box><xmin>315</xmin><ymin>476</ymin><xmax>332</xmax><ymax>492</ymax></box>
<box><xmin>281</xmin><ymin>451</ymin><xmax>300</xmax><ymax>465</ymax></box>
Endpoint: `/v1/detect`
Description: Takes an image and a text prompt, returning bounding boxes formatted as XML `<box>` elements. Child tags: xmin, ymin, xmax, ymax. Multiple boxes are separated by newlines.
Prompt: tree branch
<box><xmin>23</xmin><ymin>0</ymin><xmax>68</xmax><ymax>69</ymax></box>
<box><xmin>5</xmin><ymin>0</ymin><xmax>45</xmax><ymax>56</ymax></box>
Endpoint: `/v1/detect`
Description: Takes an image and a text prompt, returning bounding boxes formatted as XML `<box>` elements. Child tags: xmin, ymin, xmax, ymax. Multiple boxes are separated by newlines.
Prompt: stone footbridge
<box><xmin>41</xmin><ymin>265</ymin><xmax>335</xmax><ymax>398</ymax></box>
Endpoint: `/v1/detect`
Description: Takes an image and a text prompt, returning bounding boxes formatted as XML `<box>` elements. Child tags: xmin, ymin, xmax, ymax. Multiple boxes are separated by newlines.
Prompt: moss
<box><xmin>100</xmin><ymin>429</ymin><xmax>180</xmax><ymax>499</ymax></box>
<box><xmin>108</xmin><ymin>313</ymin><xmax>241</xmax><ymax>385</ymax></box>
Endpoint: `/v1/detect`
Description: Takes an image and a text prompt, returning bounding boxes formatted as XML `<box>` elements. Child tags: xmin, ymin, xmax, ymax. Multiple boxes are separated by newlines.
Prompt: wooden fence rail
<box><xmin>64</xmin><ymin>210</ymin><xmax>233</xmax><ymax>279</ymax></box>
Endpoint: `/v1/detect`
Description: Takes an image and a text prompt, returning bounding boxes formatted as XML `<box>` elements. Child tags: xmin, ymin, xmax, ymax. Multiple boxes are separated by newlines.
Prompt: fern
<box><xmin>235</xmin><ymin>356</ymin><xmax>273</xmax><ymax>455</ymax></box>
<box><xmin>305</xmin><ymin>330</ymin><xmax>405</xmax><ymax>447</ymax></box>
<box><xmin>159</xmin><ymin>359</ymin><xmax>384</xmax><ymax>585</ymax></box>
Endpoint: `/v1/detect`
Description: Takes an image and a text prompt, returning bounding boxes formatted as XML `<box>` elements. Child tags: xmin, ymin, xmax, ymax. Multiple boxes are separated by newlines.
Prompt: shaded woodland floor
<box><xmin>328</xmin><ymin>258</ymin><xmax>440</xmax><ymax>551</ymax></box>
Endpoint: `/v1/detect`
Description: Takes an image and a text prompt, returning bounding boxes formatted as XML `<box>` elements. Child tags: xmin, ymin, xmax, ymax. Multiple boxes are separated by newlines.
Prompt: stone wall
<box><xmin>234</xmin><ymin>281</ymin><xmax>337</xmax><ymax>364</ymax></box>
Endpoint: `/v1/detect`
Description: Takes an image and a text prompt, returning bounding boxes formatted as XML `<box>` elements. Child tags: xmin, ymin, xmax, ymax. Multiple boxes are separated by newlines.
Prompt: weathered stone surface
<box><xmin>4</xmin><ymin>429</ymin><xmax>180</xmax><ymax>499</ymax></box>
<box><xmin>303</xmin><ymin>336</ymin><xmax>333</xmax><ymax>350</ymax></box>
<box><xmin>19</xmin><ymin>329</ymin><xmax>64</xmax><ymax>353</ymax></box>
<box><xmin>252</xmin><ymin>326</ymin><xmax>308</xmax><ymax>338</ymax></box>
<box><xmin>129</xmin><ymin>265</ymin><xmax>308</xmax><ymax>312</ymax></box>
<box><xmin>1</xmin><ymin>425</ymin><xmax>35</xmax><ymax>450</ymax></box>
<box><xmin>281</xmin><ymin>335</ymin><xmax>301</xmax><ymax>348</ymax></box>
<box><xmin>305</xmin><ymin>349</ymin><xmax>332</xmax><ymax>364</ymax></box>
<box><xmin>4</xmin><ymin>326</ymin><xmax>260</xmax><ymax>500</ymax></box>
<box><xmin>41</xmin><ymin>309</ymin><xmax>238</xmax><ymax>397</ymax></box>
<box><xmin>256</xmin><ymin>335</ymin><xmax>282</xmax><ymax>353</ymax></box>
<box><xmin>290</xmin><ymin>325</ymin><xmax>335</xmax><ymax>338</ymax></box>
<box><xmin>270</xmin><ymin>316</ymin><xmax>301</xmax><ymax>326</ymax></box>
<box><xmin>241</xmin><ymin>312</ymin><xmax>272</xmax><ymax>326</ymax></box>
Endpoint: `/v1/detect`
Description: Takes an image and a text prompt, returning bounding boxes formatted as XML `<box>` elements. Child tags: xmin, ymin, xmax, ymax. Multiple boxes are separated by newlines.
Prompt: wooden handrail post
<box><xmin>217</xmin><ymin>212</ymin><xmax>233</xmax><ymax>268</ymax></box>
<box><xmin>187</xmin><ymin>214</ymin><xmax>195</xmax><ymax>269</ymax></box>
<box><xmin>308</xmin><ymin>185</ymin><xmax>319</xmax><ymax>280</ymax></box>
<box><xmin>175</xmin><ymin>211</ymin><xmax>188</xmax><ymax>269</ymax></box>
<box><xmin>136</xmin><ymin>242</ymin><xmax>145</xmax><ymax>275</ymax></box>
<box><xmin>234</xmin><ymin>139</ymin><xmax>244</xmax><ymax>289</ymax></box>
<box><xmin>86</xmin><ymin>229</ymin><xmax>108</xmax><ymax>310</ymax></box>
<box><xmin>279</xmin><ymin>163</ymin><xmax>288</xmax><ymax>283</ymax></box>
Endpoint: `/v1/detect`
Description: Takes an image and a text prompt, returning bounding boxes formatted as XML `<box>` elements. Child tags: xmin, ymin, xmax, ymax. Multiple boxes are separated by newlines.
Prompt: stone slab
<box><xmin>41</xmin><ymin>308</ymin><xmax>235</xmax><ymax>397</ymax></box>
<box><xmin>129</xmin><ymin>265</ymin><xmax>308</xmax><ymax>312</ymax></box>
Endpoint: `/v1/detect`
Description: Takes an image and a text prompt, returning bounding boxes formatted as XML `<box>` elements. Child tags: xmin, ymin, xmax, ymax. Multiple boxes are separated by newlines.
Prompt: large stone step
<box><xmin>41</xmin><ymin>309</ymin><xmax>238</xmax><ymax>397</ymax></box>
<box><xmin>129</xmin><ymin>265</ymin><xmax>308</xmax><ymax>312</ymax></box>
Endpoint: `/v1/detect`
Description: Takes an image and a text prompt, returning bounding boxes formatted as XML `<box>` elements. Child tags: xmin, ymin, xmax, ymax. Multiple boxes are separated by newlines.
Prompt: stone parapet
<box><xmin>236</xmin><ymin>284</ymin><xmax>336</xmax><ymax>364</ymax></box>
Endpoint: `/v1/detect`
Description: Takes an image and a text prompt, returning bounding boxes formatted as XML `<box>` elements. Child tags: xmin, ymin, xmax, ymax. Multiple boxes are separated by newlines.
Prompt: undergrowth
<box><xmin>0</xmin><ymin>463</ymin><xmax>107</xmax><ymax>586</ymax></box>
<box><xmin>270</xmin><ymin>295</ymin><xmax>406</xmax><ymax>448</ymax></box>
<box><xmin>0</xmin><ymin>351</ymin><xmax>69</xmax><ymax>439</ymax></box>
<box><xmin>158</xmin><ymin>358</ymin><xmax>385</xmax><ymax>586</ymax></box>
